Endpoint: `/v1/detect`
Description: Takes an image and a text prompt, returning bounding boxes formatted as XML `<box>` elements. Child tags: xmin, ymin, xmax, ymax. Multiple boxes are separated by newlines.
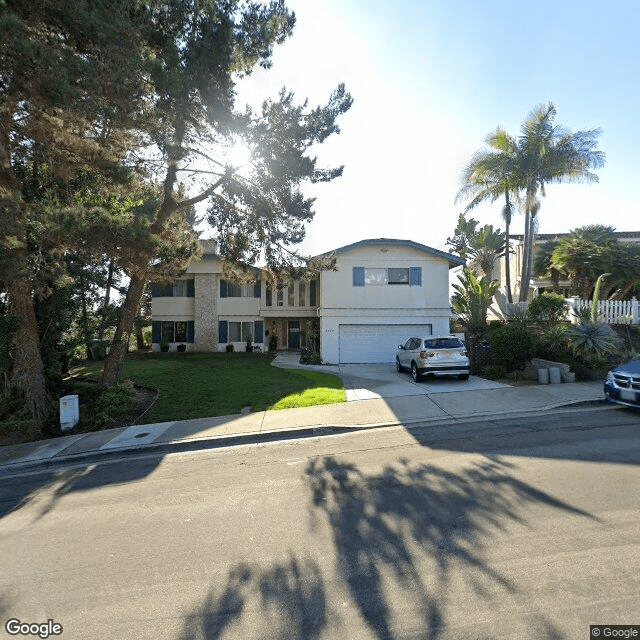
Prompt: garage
<box><xmin>338</xmin><ymin>323</ymin><xmax>433</xmax><ymax>364</ymax></box>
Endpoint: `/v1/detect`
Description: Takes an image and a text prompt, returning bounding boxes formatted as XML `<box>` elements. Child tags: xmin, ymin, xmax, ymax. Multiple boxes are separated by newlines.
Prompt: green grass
<box><xmin>73</xmin><ymin>352</ymin><xmax>345</xmax><ymax>423</ymax></box>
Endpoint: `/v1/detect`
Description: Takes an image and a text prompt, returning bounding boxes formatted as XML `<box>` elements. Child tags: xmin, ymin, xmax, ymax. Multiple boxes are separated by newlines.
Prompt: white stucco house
<box><xmin>151</xmin><ymin>238</ymin><xmax>464</xmax><ymax>364</ymax></box>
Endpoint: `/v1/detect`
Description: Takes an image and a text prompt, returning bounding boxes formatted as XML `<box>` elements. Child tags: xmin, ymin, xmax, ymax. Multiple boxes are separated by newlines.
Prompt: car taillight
<box><xmin>420</xmin><ymin>351</ymin><xmax>435</xmax><ymax>359</ymax></box>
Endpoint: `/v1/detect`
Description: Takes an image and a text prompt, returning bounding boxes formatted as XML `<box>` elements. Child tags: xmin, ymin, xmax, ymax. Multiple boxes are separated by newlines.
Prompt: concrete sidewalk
<box><xmin>0</xmin><ymin>374</ymin><xmax>605</xmax><ymax>472</ymax></box>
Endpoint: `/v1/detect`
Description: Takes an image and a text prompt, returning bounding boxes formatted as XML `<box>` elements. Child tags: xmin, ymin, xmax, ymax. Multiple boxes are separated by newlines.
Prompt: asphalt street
<box><xmin>1</xmin><ymin>404</ymin><xmax>639</xmax><ymax>640</ymax></box>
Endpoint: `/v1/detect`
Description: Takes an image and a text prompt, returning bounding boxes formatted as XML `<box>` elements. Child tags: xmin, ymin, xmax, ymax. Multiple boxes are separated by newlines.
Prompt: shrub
<box><xmin>95</xmin><ymin>384</ymin><xmax>134</xmax><ymax>417</ymax></box>
<box><xmin>482</xmin><ymin>364</ymin><xmax>507</xmax><ymax>380</ymax></box>
<box><xmin>568</xmin><ymin>321</ymin><xmax>622</xmax><ymax>356</ymax></box>
<box><xmin>528</xmin><ymin>292</ymin><xmax>568</xmax><ymax>324</ymax></box>
<box><xmin>489</xmin><ymin>323</ymin><xmax>535</xmax><ymax>372</ymax></box>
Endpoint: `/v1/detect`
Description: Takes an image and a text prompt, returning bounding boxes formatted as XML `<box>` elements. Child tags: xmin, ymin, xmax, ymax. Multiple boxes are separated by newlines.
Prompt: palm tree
<box><xmin>517</xmin><ymin>103</ymin><xmax>605</xmax><ymax>301</ymax></box>
<box><xmin>456</xmin><ymin>127</ymin><xmax>519</xmax><ymax>303</ymax></box>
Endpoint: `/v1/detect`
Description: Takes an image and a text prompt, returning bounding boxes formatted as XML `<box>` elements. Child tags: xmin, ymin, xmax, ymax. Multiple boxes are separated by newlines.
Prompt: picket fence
<box><xmin>567</xmin><ymin>296</ymin><xmax>639</xmax><ymax>325</ymax></box>
<box><xmin>503</xmin><ymin>296</ymin><xmax>639</xmax><ymax>324</ymax></box>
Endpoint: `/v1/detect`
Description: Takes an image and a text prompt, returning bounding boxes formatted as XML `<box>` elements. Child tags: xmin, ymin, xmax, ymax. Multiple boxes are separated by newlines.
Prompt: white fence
<box><xmin>567</xmin><ymin>296</ymin><xmax>639</xmax><ymax>325</ymax></box>
<box><xmin>503</xmin><ymin>296</ymin><xmax>639</xmax><ymax>324</ymax></box>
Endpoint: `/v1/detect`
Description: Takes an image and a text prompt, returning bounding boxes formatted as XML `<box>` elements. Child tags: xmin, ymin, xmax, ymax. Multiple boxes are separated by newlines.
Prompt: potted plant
<box><xmin>176</xmin><ymin>343</ymin><xmax>186</xmax><ymax>352</ymax></box>
<box><xmin>160</xmin><ymin>336</ymin><xmax>170</xmax><ymax>352</ymax></box>
<box><xmin>225</xmin><ymin>344</ymin><xmax>234</xmax><ymax>352</ymax></box>
<box><xmin>245</xmin><ymin>334</ymin><xmax>253</xmax><ymax>352</ymax></box>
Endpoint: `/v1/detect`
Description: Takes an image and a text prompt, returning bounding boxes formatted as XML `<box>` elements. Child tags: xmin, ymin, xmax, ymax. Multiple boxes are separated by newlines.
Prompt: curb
<box><xmin>0</xmin><ymin>398</ymin><xmax>609</xmax><ymax>476</ymax></box>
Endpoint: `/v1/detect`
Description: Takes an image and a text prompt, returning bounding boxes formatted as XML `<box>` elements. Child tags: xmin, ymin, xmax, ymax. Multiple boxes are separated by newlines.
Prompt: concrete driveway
<box><xmin>338</xmin><ymin>364</ymin><xmax>509</xmax><ymax>401</ymax></box>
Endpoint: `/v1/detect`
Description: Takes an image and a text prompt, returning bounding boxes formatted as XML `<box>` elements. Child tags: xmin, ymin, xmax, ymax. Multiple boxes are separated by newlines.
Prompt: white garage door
<box><xmin>338</xmin><ymin>324</ymin><xmax>433</xmax><ymax>364</ymax></box>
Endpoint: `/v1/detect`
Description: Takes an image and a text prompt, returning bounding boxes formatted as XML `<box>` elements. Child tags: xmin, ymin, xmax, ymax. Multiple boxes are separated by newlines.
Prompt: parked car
<box><xmin>604</xmin><ymin>359</ymin><xmax>640</xmax><ymax>408</ymax></box>
<box><xmin>396</xmin><ymin>336</ymin><xmax>470</xmax><ymax>382</ymax></box>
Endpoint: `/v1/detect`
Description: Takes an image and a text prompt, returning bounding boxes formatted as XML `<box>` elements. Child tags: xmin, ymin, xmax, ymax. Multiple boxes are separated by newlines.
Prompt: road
<box><xmin>1</xmin><ymin>404</ymin><xmax>639</xmax><ymax>639</ymax></box>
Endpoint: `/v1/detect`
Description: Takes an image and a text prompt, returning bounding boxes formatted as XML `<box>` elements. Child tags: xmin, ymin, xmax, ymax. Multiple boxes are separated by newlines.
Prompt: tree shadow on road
<box><xmin>178</xmin><ymin>555</ymin><xmax>327</xmax><ymax>640</ymax></box>
<box><xmin>304</xmin><ymin>455</ymin><xmax>596</xmax><ymax>640</ymax></box>
<box><xmin>176</xmin><ymin>454</ymin><xmax>591</xmax><ymax>639</ymax></box>
<box><xmin>0</xmin><ymin>456</ymin><xmax>162</xmax><ymax>522</ymax></box>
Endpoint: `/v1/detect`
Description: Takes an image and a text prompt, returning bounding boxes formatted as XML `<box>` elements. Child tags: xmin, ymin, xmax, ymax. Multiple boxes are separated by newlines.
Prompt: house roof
<box><xmin>318</xmin><ymin>238</ymin><xmax>465</xmax><ymax>269</ymax></box>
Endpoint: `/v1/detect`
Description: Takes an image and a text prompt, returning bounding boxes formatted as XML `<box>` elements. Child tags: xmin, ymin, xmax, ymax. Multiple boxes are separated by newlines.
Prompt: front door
<box><xmin>288</xmin><ymin>320</ymin><xmax>300</xmax><ymax>349</ymax></box>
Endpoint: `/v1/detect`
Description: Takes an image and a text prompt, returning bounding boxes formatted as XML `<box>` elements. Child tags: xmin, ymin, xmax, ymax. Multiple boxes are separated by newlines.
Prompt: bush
<box><xmin>95</xmin><ymin>384</ymin><xmax>134</xmax><ymax>425</ymax></box>
<box><xmin>489</xmin><ymin>323</ymin><xmax>535</xmax><ymax>372</ymax></box>
<box><xmin>482</xmin><ymin>364</ymin><xmax>507</xmax><ymax>380</ymax></box>
<box><xmin>528</xmin><ymin>292</ymin><xmax>568</xmax><ymax>324</ymax></box>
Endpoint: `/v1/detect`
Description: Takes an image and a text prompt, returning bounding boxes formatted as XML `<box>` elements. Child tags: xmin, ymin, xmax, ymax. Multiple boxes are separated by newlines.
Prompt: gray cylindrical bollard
<box><xmin>548</xmin><ymin>367</ymin><xmax>562</xmax><ymax>384</ymax></box>
<box><xmin>537</xmin><ymin>368</ymin><xmax>549</xmax><ymax>384</ymax></box>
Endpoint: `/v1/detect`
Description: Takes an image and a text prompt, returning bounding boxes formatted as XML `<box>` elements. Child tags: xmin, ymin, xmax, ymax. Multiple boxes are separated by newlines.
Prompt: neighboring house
<box><xmin>151</xmin><ymin>238</ymin><xmax>464</xmax><ymax>364</ymax></box>
<box><xmin>493</xmin><ymin>231</ymin><xmax>640</xmax><ymax>300</ymax></box>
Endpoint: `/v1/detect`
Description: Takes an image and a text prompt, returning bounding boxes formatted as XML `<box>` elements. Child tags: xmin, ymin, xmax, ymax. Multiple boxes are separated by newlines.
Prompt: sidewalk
<box><xmin>0</xmin><ymin>364</ymin><xmax>606</xmax><ymax>472</ymax></box>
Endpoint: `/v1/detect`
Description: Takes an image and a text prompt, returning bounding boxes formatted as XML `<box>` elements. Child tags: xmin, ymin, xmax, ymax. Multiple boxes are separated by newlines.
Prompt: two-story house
<box><xmin>151</xmin><ymin>238</ymin><xmax>464</xmax><ymax>364</ymax></box>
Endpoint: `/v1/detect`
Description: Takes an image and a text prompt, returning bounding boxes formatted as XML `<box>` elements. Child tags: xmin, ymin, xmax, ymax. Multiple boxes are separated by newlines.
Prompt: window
<box><xmin>228</xmin><ymin>321</ymin><xmax>254</xmax><ymax>342</ymax></box>
<box><xmin>266</xmin><ymin>287</ymin><xmax>272</xmax><ymax>306</ymax></box>
<box><xmin>288</xmin><ymin>283</ymin><xmax>295</xmax><ymax>306</ymax></box>
<box><xmin>423</xmin><ymin>338</ymin><xmax>463</xmax><ymax>350</ymax></box>
<box><xmin>220</xmin><ymin>280</ymin><xmax>260</xmax><ymax>298</ymax></box>
<box><xmin>153</xmin><ymin>320</ymin><xmax>194</xmax><ymax>344</ymax></box>
<box><xmin>152</xmin><ymin>279</ymin><xmax>195</xmax><ymax>297</ymax></box>
<box><xmin>299</xmin><ymin>282</ymin><xmax>306</xmax><ymax>307</ymax></box>
<box><xmin>277</xmin><ymin>281</ymin><xmax>284</xmax><ymax>307</ymax></box>
<box><xmin>360</xmin><ymin>267</ymin><xmax>421</xmax><ymax>286</ymax></box>
<box><xmin>174</xmin><ymin>321</ymin><xmax>187</xmax><ymax>343</ymax></box>
<box><xmin>365</xmin><ymin>268</ymin><xmax>387</xmax><ymax>285</ymax></box>
<box><xmin>162</xmin><ymin>321</ymin><xmax>174</xmax><ymax>343</ymax></box>
<box><xmin>388</xmin><ymin>268</ymin><xmax>409</xmax><ymax>285</ymax></box>
<box><xmin>310</xmin><ymin>279</ymin><xmax>317</xmax><ymax>306</ymax></box>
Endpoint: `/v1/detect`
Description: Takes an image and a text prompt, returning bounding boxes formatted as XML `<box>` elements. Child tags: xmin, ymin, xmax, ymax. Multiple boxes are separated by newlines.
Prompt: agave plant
<box><xmin>568</xmin><ymin>321</ymin><xmax>621</xmax><ymax>356</ymax></box>
<box><xmin>541</xmin><ymin>324</ymin><xmax>570</xmax><ymax>352</ymax></box>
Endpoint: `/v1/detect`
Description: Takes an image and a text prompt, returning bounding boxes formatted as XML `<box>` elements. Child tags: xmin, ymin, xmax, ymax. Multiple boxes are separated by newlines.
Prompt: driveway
<box><xmin>338</xmin><ymin>364</ymin><xmax>509</xmax><ymax>401</ymax></box>
<box><xmin>271</xmin><ymin>353</ymin><xmax>509</xmax><ymax>402</ymax></box>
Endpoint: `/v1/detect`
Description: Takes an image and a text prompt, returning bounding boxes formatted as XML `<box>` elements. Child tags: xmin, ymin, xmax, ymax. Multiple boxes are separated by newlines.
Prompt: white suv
<box><xmin>396</xmin><ymin>336</ymin><xmax>470</xmax><ymax>382</ymax></box>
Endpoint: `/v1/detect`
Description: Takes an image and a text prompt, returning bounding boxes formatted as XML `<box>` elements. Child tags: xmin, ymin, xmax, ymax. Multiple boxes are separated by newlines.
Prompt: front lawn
<box><xmin>73</xmin><ymin>352</ymin><xmax>346</xmax><ymax>423</ymax></box>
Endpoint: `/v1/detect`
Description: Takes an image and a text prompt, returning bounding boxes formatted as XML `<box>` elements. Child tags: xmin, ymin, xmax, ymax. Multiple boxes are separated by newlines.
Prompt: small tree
<box><xmin>451</xmin><ymin>269</ymin><xmax>499</xmax><ymax>333</ymax></box>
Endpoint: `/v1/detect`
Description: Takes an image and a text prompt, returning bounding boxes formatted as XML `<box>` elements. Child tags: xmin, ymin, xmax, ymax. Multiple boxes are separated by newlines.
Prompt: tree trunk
<box><xmin>102</xmin><ymin>272</ymin><xmax>147</xmax><ymax>386</ymax></box>
<box><xmin>135</xmin><ymin>321</ymin><xmax>145</xmax><ymax>350</ymax></box>
<box><xmin>7</xmin><ymin>272</ymin><xmax>51</xmax><ymax>434</ymax></box>
<box><xmin>519</xmin><ymin>207</ymin><xmax>531</xmax><ymax>301</ymax></box>
<box><xmin>98</xmin><ymin>259</ymin><xmax>115</xmax><ymax>341</ymax></box>
<box><xmin>503</xmin><ymin>191</ymin><xmax>513</xmax><ymax>304</ymax></box>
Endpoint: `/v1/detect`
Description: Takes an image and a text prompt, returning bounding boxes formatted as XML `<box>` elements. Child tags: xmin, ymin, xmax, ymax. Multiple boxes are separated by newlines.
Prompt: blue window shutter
<box><xmin>187</xmin><ymin>321</ymin><xmax>194</xmax><ymax>343</ymax></box>
<box><xmin>218</xmin><ymin>320</ymin><xmax>228</xmax><ymax>343</ymax></box>
<box><xmin>187</xmin><ymin>279</ymin><xmax>195</xmax><ymax>297</ymax></box>
<box><xmin>254</xmin><ymin>280</ymin><xmax>261</xmax><ymax>298</ymax></box>
<box><xmin>353</xmin><ymin>267</ymin><xmax>365</xmax><ymax>287</ymax></box>
<box><xmin>409</xmin><ymin>266</ymin><xmax>422</xmax><ymax>286</ymax></box>
<box><xmin>220</xmin><ymin>279</ymin><xmax>228</xmax><ymax>298</ymax></box>
<box><xmin>152</xmin><ymin>321</ymin><xmax>162</xmax><ymax>343</ymax></box>
<box><xmin>254</xmin><ymin>320</ymin><xmax>264</xmax><ymax>343</ymax></box>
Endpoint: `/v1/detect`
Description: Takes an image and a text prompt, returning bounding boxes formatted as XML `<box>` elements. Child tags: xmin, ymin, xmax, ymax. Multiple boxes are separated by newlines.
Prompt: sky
<box><xmin>213</xmin><ymin>0</ymin><xmax>639</xmax><ymax>258</ymax></box>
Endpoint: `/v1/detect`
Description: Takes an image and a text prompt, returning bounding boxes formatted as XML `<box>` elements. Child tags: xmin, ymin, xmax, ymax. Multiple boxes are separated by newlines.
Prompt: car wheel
<box><xmin>458</xmin><ymin>374</ymin><xmax>470</xmax><ymax>381</ymax></box>
<box><xmin>396</xmin><ymin>357</ymin><xmax>403</xmax><ymax>372</ymax></box>
<box><xmin>411</xmin><ymin>362</ymin><xmax>421</xmax><ymax>382</ymax></box>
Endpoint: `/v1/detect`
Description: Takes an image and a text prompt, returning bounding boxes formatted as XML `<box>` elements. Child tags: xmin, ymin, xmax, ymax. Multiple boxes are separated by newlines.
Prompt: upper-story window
<box><xmin>288</xmin><ymin>283</ymin><xmax>295</xmax><ymax>306</ymax></box>
<box><xmin>277</xmin><ymin>281</ymin><xmax>284</xmax><ymax>306</ymax></box>
<box><xmin>299</xmin><ymin>282</ymin><xmax>306</xmax><ymax>307</ymax></box>
<box><xmin>220</xmin><ymin>280</ymin><xmax>261</xmax><ymax>298</ymax></box>
<box><xmin>151</xmin><ymin>279</ymin><xmax>195</xmax><ymax>297</ymax></box>
<box><xmin>310</xmin><ymin>279</ymin><xmax>318</xmax><ymax>306</ymax></box>
<box><xmin>354</xmin><ymin>267</ymin><xmax>421</xmax><ymax>287</ymax></box>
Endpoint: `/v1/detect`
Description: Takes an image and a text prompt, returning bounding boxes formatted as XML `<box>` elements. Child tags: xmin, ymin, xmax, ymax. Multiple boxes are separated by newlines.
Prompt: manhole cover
<box><xmin>134</xmin><ymin>432</ymin><xmax>150</xmax><ymax>438</ymax></box>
